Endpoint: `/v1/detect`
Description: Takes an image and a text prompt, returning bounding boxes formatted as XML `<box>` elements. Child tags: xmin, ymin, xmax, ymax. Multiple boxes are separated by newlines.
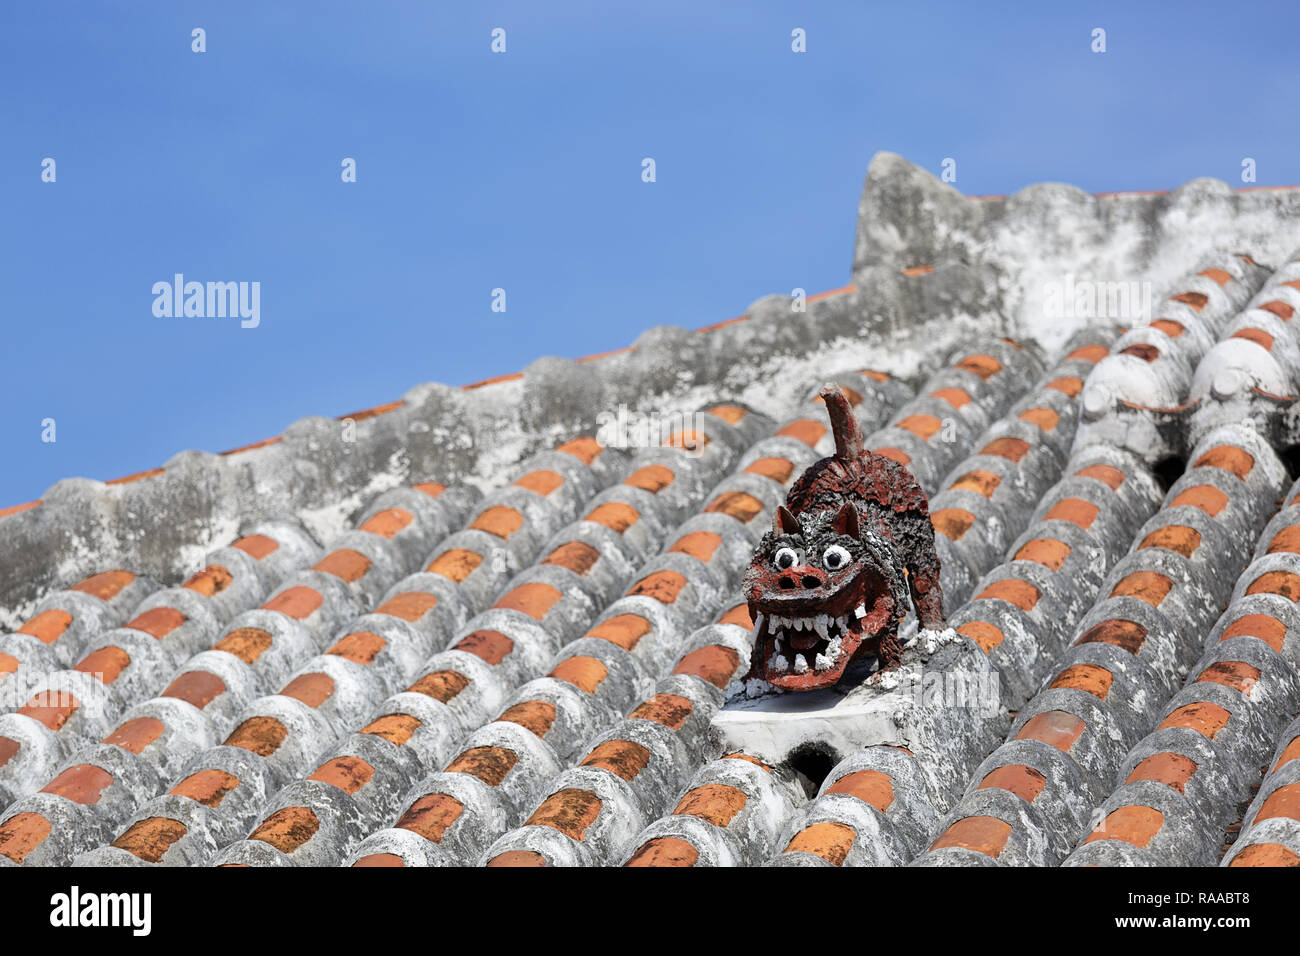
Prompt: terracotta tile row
<box><xmin>517</xmin><ymin>343</ymin><xmax>1045</xmax><ymax>868</ymax></box>
<box><xmin>917</xmin><ymin>424</ymin><xmax>1287</xmax><ymax>866</ymax></box>
<box><xmin>620</xmin><ymin>751</ymin><xmax>805</xmax><ymax>866</ymax></box>
<box><xmin>14</xmin><ymin>481</ymin><xmax>479</xmax><ymax>867</ymax></box>
<box><xmin>468</xmin><ymin>374</ymin><xmax>965</xmax><ymax>867</ymax></box>
<box><xmin>0</xmin><ymin>520</ymin><xmax>326</xmax><ymax>865</ymax></box>
<box><xmin>1199</xmin><ymin>249</ymin><xmax>1300</xmax><ymax>389</ymax></box>
<box><xmin>467</xmin><ymin>602</ymin><xmax>769</xmax><ymax>863</ymax></box>
<box><xmin>1218</xmin><ymin>477</ymin><xmax>1300</xmax><ymax>867</ymax></box>
<box><xmin>862</xmin><ymin>338</ymin><xmax>1046</xmax><ymax>494</ymax></box>
<box><xmin>776</xmin><ymin>745</ymin><xmax>951</xmax><ymax>867</ymax></box>
<box><xmin>342</xmin><ymin>373</ymin><xmax>922</xmax><ymax>866</ymax></box>
<box><xmin>755</xmin><ymin>343</ymin><xmax>1159</xmax><ymax>868</ymax></box>
<box><xmin>608</xmin><ymin>335</ymin><xmax>1076</xmax><ymax>868</ymax></box>
<box><xmin>568</xmin><ymin>340</ymin><xmax>1053</xmax><ymax>867</ymax></box>
<box><xmin>1076</xmin><ymin>252</ymin><xmax>1268</xmax><ymax>424</ymax></box>
<box><xmin>1045</xmin><ymin>257</ymin><xmax>1300</xmax><ymax>864</ymax></box>
<box><xmin>3</xmin><ymin>571</ymin><xmax>160</xmax><ymax>676</ymax></box>
<box><xmin>216</xmin><ymin>401</ymin><xmax>778</xmax><ymax>865</ymax></box>
<box><xmin>764</xmin><ymin>370</ymin><xmax>913</xmax><ymax>461</ymax></box>
<box><xmin>917</xmin><ymin>262</ymin><xmax>1300</xmax><ymax>866</ymax></box>
<box><xmin>343</xmin><ymin>401</ymin><xmax>810</xmax><ymax>866</ymax></box>
<box><xmin>1188</xmin><ymin>248</ymin><xmax>1300</xmax><ymax>446</ymax></box>
<box><xmin>764</xmin><ymin>443</ymin><xmax>1158</xmax><ymax>867</ymax></box>
<box><xmin>236</xmin><ymin>416</ymin><xmax>754</xmax><ymax>868</ymax></box>
<box><xmin>1225</xmin><ymin>713</ymin><xmax>1300</xmax><ymax>866</ymax></box>
<box><xmin>69</xmin><ymin>440</ymin><xmax>624</xmax><ymax>866</ymax></box>
<box><xmin>1</xmin><ymin>568</ymin><xmax>163</xmax><ymax>814</ymax></box>
<box><xmin>1067</xmin><ymin>472</ymin><xmax>1300</xmax><ymax>866</ymax></box>
<box><xmin>930</xmin><ymin>329</ymin><xmax>1116</xmax><ymax>606</ymax></box>
<box><xmin>1071</xmin><ymin>254</ymin><xmax>1274</xmax><ymax>478</ymax></box>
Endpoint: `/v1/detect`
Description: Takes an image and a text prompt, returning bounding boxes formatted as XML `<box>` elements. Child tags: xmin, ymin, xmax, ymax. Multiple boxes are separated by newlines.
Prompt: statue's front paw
<box><xmin>866</xmin><ymin>665</ymin><xmax>901</xmax><ymax>691</ymax></box>
<box><xmin>725</xmin><ymin>675</ymin><xmax>781</xmax><ymax>701</ymax></box>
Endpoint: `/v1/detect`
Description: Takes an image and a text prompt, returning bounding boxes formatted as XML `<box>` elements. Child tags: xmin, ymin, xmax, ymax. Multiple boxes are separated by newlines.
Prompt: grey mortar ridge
<box><xmin>16</xmin><ymin>154</ymin><xmax>1300</xmax><ymax>630</ymax></box>
<box><xmin>0</xmin><ymin>268</ymin><xmax>951</xmax><ymax>630</ymax></box>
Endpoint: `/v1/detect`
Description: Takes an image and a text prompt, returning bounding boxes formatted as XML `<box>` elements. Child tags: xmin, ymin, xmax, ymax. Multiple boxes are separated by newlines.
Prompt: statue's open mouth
<box><xmin>749</xmin><ymin>564</ymin><xmax>896</xmax><ymax>690</ymax></box>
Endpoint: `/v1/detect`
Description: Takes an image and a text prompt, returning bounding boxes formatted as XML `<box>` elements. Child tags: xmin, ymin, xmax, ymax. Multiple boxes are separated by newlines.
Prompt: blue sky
<box><xmin>3</xmin><ymin>1</ymin><xmax>1299</xmax><ymax>507</ymax></box>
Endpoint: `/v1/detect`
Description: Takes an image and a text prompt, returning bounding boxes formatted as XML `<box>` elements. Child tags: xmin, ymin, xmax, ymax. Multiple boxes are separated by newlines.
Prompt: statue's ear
<box><xmin>831</xmin><ymin>502</ymin><xmax>860</xmax><ymax>539</ymax></box>
<box><xmin>774</xmin><ymin>505</ymin><xmax>801</xmax><ymax>536</ymax></box>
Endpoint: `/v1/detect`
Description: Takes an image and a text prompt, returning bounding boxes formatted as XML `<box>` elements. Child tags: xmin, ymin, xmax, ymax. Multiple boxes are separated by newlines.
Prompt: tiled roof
<box><xmin>4</xmin><ymin>153</ymin><xmax>1300</xmax><ymax>867</ymax></box>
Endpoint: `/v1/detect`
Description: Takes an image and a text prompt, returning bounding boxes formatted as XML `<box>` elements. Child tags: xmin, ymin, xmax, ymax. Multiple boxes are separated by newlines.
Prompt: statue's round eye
<box><xmin>822</xmin><ymin>545</ymin><xmax>851</xmax><ymax>571</ymax></box>
<box><xmin>774</xmin><ymin>547</ymin><xmax>798</xmax><ymax>570</ymax></box>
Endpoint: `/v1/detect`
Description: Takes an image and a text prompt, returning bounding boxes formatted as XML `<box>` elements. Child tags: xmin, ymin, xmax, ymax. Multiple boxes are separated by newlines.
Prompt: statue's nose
<box><xmin>777</xmin><ymin>566</ymin><xmax>826</xmax><ymax>591</ymax></box>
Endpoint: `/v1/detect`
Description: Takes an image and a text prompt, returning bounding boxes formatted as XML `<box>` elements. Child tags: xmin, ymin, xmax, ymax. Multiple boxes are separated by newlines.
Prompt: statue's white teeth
<box><xmin>793</xmin><ymin>654</ymin><xmax>809</xmax><ymax>674</ymax></box>
<box><xmin>854</xmin><ymin>604</ymin><xmax>867</xmax><ymax>620</ymax></box>
<box><xmin>813</xmin><ymin>615</ymin><xmax>829</xmax><ymax>640</ymax></box>
<box><xmin>827</xmin><ymin>636</ymin><xmax>843</xmax><ymax>660</ymax></box>
<box><xmin>751</xmin><ymin>613</ymin><xmax>765</xmax><ymax>640</ymax></box>
<box><xmin>814</xmin><ymin>653</ymin><xmax>832</xmax><ymax>672</ymax></box>
<box><xmin>771</xmin><ymin>654</ymin><xmax>789</xmax><ymax>673</ymax></box>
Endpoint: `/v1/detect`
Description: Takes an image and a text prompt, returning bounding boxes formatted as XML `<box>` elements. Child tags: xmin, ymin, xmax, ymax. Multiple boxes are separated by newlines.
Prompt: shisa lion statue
<box><xmin>741</xmin><ymin>384</ymin><xmax>946</xmax><ymax>692</ymax></box>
